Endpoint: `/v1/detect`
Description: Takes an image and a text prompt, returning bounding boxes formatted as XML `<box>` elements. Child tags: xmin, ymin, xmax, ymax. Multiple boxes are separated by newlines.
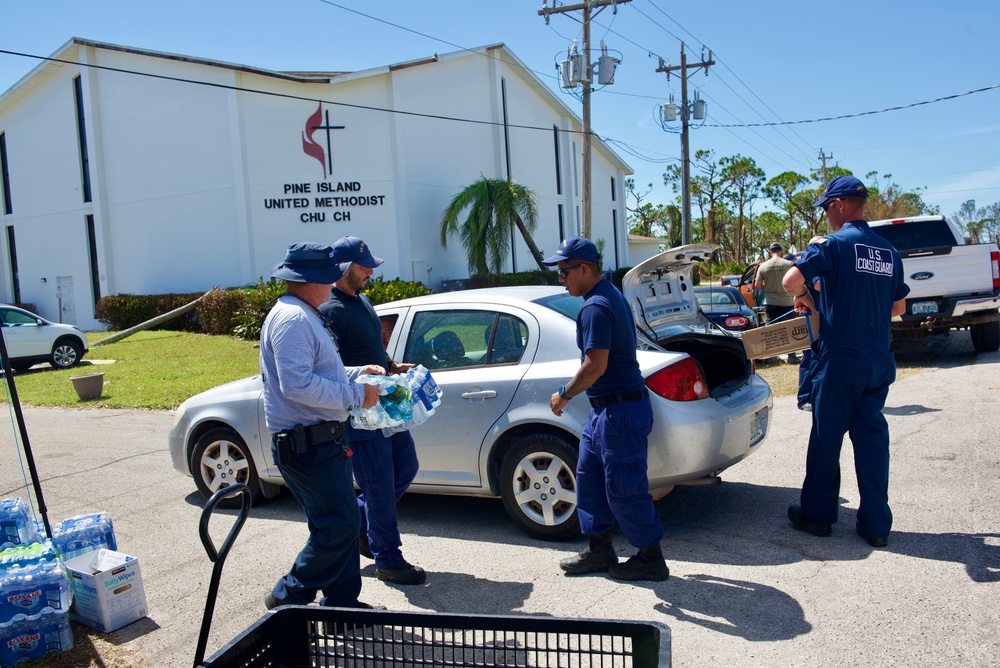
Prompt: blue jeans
<box><xmin>576</xmin><ymin>396</ymin><xmax>663</xmax><ymax>549</ymax></box>
<box><xmin>348</xmin><ymin>426</ymin><xmax>419</xmax><ymax>569</ymax></box>
<box><xmin>270</xmin><ymin>436</ymin><xmax>361</xmax><ymax>607</ymax></box>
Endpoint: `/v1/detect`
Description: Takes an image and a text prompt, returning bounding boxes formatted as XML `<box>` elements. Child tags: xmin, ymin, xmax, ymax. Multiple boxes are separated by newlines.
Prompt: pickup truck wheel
<box><xmin>971</xmin><ymin>320</ymin><xmax>1000</xmax><ymax>353</ymax></box>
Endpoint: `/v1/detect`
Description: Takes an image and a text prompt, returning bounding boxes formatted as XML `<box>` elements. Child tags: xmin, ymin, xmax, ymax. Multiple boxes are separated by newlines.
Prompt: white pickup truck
<box><xmin>869</xmin><ymin>215</ymin><xmax>1000</xmax><ymax>352</ymax></box>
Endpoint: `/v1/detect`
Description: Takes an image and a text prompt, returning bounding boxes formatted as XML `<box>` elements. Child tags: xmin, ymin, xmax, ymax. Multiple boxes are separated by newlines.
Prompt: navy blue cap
<box><xmin>814</xmin><ymin>175</ymin><xmax>869</xmax><ymax>208</ymax></box>
<box><xmin>331</xmin><ymin>236</ymin><xmax>384</xmax><ymax>269</ymax></box>
<box><xmin>271</xmin><ymin>242</ymin><xmax>344</xmax><ymax>284</ymax></box>
<box><xmin>541</xmin><ymin>236</ymin><xmax>601</xmax><ymax>265</ymax></box>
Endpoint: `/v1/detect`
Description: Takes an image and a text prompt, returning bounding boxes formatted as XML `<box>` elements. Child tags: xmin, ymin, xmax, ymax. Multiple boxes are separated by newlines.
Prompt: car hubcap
<box><xmin>53</xmin><ymin>346</ymin><xmax>77</xmax><ymax>367</ymax></box>
<box><xmin>510</xmin><ymin>451</ymin><xmax>577</xmax><ymax>527</ymax></box>
<box><xmin>199</xmin><ymin>439</ymin><xmax>250</xmax><ymax>492</ymax></box>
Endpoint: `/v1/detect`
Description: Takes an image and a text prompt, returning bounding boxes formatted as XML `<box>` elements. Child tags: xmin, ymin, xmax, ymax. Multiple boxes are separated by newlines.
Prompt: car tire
<box><xmin>50</xmin><ymin>338</ymin><xmax>83</xmax><ymax>369</ymax></box>
<box><xmin>499</xmin><ymin>433</ymin><xmax>580</xmax><ymax>541</ymax></box>
<box><xmin>971</xmin><ymin>320</ymin><xmax>1000</xmax><ymax>353</ymax></box>
<box><xmin>190</xmin><ymin>427</ymin><xmax>262</xmax><ymax>508</ymax></box>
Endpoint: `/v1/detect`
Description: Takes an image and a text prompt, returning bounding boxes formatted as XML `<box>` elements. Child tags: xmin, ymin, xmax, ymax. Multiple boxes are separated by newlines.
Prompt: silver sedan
<box><xmin>170</xmin><ymin>252</ymin><xmax>771</xmax><ymax>540</ymax></box>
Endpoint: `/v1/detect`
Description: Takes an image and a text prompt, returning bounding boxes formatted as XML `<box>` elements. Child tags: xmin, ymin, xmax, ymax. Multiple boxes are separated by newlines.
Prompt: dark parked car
<box><xmin>693</xmin><ymin>286</ymin><xmax>760</xmax><ymax>334</ymax></box>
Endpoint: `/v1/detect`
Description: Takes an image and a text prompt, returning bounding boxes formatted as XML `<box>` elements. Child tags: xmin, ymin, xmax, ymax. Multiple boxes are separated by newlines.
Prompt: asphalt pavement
<box><xmin>1</xmin><ymin>333</ymin><xmax>997</xmax><ymax>667</ymax></box>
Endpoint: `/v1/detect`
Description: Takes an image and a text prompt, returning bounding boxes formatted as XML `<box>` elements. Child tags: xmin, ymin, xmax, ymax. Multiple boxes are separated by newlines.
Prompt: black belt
<box><xmin>589</xmin><ymin>388</ymin><xmax>648</xmax><ymax>409</ymax></box>
<box><xmin>306</xmin><ymin>420</ymin><xmax>346</xmax><ymax>445</ymax></box>
<box><xmin>276</xmin><ymin>420</ymin><xmax>346</xmax><ymax>449</ymax></box>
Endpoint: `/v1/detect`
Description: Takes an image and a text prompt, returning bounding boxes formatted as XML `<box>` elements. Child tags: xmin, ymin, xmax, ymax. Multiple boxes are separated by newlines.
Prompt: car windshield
<box><xmin>695</xmin><ymin>289</ymin><xmax>736</xmax><ymax>306</ymax></box>
<box><xmin>870</xmin><ymin>219</ymin><xmax>956</xmax><ymax>251</ymax></box>
<box><xmin>533</xmin><ymin>293</ymin><xmax>584</xmax><ymax>320</ymax></box>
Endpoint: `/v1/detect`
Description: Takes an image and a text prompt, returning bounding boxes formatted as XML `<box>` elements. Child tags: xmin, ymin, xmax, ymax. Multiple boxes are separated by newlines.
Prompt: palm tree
<box><xmin>440</xmin><ymin>176</ymin><xmax>548</xmax><ymax>274</ymax></box>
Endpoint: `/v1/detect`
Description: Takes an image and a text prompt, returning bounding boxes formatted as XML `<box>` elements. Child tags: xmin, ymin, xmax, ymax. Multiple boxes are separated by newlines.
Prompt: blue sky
<box><xmin>2</xmin><ymin>0</ymin><xmax>998</xmax><ymax>221</ymax></box>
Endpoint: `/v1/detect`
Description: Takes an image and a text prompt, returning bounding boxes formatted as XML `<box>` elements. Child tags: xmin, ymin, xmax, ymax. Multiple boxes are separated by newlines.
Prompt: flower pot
<box><xmin>70</xmin><ymin>373</ymin><xmax>106</xmax><ymax>401</ymax></box>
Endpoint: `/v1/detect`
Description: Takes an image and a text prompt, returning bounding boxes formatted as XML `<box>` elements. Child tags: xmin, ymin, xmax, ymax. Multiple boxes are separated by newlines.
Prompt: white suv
<box><xmin>0</xmin><ymin>305</ymin><xmax>89</xmax><ymax>371</ymax></box>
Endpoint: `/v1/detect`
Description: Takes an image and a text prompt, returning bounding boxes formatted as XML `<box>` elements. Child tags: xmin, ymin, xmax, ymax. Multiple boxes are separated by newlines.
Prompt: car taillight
<box><xmin>724</xmin><ymin>316</ymin><xmax>749</xmax><ymax>329</ymax></box>
<box><xmin>991</xmin><ymin>251</ymin><xmax>999</xmax><ymax>289</ymax></box>
<box><xmin>645</xmin><ymin>357</ymin><xmax>709</xmax><ymax>402</ymax></box>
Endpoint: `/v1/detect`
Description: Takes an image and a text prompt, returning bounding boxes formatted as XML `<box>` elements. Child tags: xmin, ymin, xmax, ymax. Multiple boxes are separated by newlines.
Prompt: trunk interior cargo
<box><xmin>653</xmin><ymin>333</ymin><xmax>753</xmax><ymax>398</ymax></box>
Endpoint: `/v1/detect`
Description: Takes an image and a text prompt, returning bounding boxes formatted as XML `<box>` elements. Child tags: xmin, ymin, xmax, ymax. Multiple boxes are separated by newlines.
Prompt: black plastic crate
<box><xmin>201</xmin><ymin>606</ymin><xmax>670</xmax><ymax>668</ymax></box>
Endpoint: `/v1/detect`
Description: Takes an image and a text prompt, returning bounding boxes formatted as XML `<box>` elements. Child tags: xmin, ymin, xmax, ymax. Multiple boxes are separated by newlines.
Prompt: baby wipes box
<box><xmin>64</xmin><ymin>550</ymin><xmax>147</xmax><ymax>632</ymax></box>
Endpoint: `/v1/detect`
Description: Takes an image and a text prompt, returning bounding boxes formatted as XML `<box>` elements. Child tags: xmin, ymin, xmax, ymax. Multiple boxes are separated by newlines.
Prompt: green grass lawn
<box><xmin>1</xmin><ymin>330</ymin><xmax>260</xmax><ymax>410</ymax></box>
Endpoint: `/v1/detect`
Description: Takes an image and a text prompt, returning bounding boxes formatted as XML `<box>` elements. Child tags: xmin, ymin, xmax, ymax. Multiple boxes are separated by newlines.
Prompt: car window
<box><xmin>402</xmin><ymin>309</ymin><xmax>526</xmax><ymax>371</ymax></box>
<box><xmin>1</xmin><ymin>309</ymin><xmax>39</xmax><ymax>327</ymax></box>
<box><xmin>533</xmin><ymin>293</ymin><xmax>583</xmax><ymax>320</ymax></box>
<box><xmin>379</xmin><ymin>314</ymin><xmax>399</xmax><ymax>348</ymax></box>
<box><xmin>869</xmin><ymin>220</ymin><xmax>956</xmax><ymax>251</ymax></box>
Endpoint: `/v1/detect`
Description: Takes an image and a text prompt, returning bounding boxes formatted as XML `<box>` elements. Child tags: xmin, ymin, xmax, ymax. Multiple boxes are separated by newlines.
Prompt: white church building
<box><xmin>0</xmin><ymin>38</ymin><xmax>639</xmax><ymax>330</ymax></box>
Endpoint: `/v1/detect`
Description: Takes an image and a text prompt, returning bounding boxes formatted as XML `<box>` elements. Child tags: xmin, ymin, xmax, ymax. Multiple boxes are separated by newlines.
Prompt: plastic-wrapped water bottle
<box><xmin>51</xmin><ymin>512</ymin><xmax>116</xmax><ymax>562</ymax></box>
<box><xmin>0</xmin><ymin>607</ymin><xmax>73</xmax><ymax>665</ymax></box>
<box><xmin>0</xmin><ymin>561</ymin><xmax>73</xmax><ymax>622</ymax></box>
<box><xmin>351</xmin><ymin>375</ymin><xmax>405</xmax><ymax>430</ymax></box>
<box><xmin>0</xmin><ymin>541</ymin><xmax>59</xmax><ymax>571</ymax></box>
<box><xmin>0</xmin><ymin>499</ymin><xmax>41</xmax><ymax>549</ymax></box>
<box><xmin>415</xmin><ymin>365</ymin><xmax>443</xmax><ymax>407</ymax></box>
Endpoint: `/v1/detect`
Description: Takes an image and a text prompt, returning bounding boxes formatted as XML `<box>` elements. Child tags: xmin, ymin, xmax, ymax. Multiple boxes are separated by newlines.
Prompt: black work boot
<box><xmin>608</xmin><ymin>542</ymin><xmax>670</xmax><ymax>582</ymax></box>
<box><xmin>560</xmin><ymin>530</ymin><xmax>617</xmax><ymax>575</ymax></box>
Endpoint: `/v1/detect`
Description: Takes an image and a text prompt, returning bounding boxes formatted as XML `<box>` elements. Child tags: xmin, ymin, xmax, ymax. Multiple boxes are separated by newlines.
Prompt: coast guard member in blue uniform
<box><xmin>781</xmin><ymin>176</ymin><xmax>909</xmax><ymax>547</ymax></box>
<box><xmin>546</xmin><ymin>237</ymin><xmax>669</xmax><ymax>581</ymax></box>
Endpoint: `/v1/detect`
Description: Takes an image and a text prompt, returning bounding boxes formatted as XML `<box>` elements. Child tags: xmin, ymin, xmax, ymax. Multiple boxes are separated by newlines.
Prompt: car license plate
<box><xmin>749</xmin><ymin>411</ymin><xmax>765</xmax><ymax>446</ymax></box>
<box><xmin>911</xmin><ymin>301</ymin><xmax>938</xmax><ymax>315</ymax></box>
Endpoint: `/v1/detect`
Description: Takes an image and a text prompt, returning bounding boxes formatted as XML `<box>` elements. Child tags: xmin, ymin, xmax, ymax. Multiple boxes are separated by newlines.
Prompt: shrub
<box><xmin>364</xmin><ymin>276</ymin><xmax>431</xmax><ymax>305</ymax></box>
<box><xmin>96</xmin><ymin>293</ymin><xmax>203</xmax><ymax>331</ymax></box>
<box><xmin>198</xmin><ymin>288</ymin><xmax>248</xmax><ymax>335</ymax></box>
<box><xmin>232</xmin><ymin>278</ymin><xmax>286</xmax><ymax>341</ymax></box>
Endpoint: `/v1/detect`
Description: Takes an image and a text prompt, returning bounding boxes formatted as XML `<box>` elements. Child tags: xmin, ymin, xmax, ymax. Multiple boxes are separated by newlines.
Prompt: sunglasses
<box><xmin>557</xmin><ymin>263</ymin><xmax>584</xmax><ymax>279</ymax></box>
<box><xmin>821</xmin><ymin>198</ymin><xmax>842</xmax><ymax>213</ymax></box>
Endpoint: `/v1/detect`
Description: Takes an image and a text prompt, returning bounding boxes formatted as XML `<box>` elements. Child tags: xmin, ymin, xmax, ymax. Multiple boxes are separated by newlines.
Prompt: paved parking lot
<box><xmin>1</xmin><ymin>334</ymin><xmax>997</xmax><ymax>667</ymax></box>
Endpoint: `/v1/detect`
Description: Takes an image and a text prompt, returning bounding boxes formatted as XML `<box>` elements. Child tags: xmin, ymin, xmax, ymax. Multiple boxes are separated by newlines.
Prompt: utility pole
<box><xmin>818</xmin><ymin>148</ymin><xmax>832</xmax><ymax>187</ymax></box>
<box><xmin>657</xmin><ymin>43</ymin><xmax>713</xmax><ymax>245</ymax></box>
<box><xmin>540</xmin><ymin>0</ymin><xmax>630</xmax><ymax>239</ymax></box>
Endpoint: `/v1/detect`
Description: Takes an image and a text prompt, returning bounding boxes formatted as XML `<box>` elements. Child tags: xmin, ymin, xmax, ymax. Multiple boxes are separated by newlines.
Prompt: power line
<box><xmin>710</xmin><ymin>84</ymin><xmax>1000</xmax><ymax>127</ymax></box>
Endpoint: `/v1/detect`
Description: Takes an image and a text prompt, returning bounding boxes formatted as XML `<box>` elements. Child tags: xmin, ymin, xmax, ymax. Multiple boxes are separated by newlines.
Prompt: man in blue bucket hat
<box><xmin>781</xmin><ymin>176</ymin><xmax>910</xmax><ymax>548</ymax></box>
<box><xmin>260</xmin><ymin>242</ymin><xmax>382</xmax><ymax>610</ymax></box>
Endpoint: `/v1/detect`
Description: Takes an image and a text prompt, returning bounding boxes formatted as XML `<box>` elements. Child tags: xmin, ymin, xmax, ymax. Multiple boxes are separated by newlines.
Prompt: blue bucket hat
<box><xmin>814</xmin><ymin>175</ymin><xmax>869</xmax><ymax>208</ymax></box>
<box><xmin>542</xmin><ymin>236</ymin><xmax>601</xmax><ymax>265</ymax></box>
<box><xmin>270</xmin><ymin>242</ymin><xmax>344</xmax><ymax>284</ymax></box>
<box><xmin>332</xmin><ymin>236</ymin><xmax>385</xmax><ymax>270</ymax></box>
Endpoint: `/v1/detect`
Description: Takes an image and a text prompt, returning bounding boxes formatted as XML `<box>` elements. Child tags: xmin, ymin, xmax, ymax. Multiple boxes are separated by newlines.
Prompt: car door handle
<box><xmin>461</xmin><ymin>390</ymin><xmax>498</xmax><ymax>400</ymax></box>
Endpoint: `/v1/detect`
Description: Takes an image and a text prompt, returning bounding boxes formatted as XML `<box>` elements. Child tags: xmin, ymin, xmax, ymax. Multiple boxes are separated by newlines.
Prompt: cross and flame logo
<box><xmin>301</xmin><ymin>103</ymin><xmax>345</xmax><ymax>180</ymax></box>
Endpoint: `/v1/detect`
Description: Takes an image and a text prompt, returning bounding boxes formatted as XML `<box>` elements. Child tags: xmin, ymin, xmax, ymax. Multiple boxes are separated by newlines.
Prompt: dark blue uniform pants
<box><xmin>797</xmin><ymin>342</ymin><xmax>819</xmax><ymax>408</ymax></box>
<box><xmin>348</xmin><ymin>426</ymin><xmax>419</xmax><ymax>569</ymax></box>
<box><xmin>801</xmin><ymin>348</ymin><xmax>896</xmax><ymax>537</ymax></box>
<box><xmin>270</xmin><ymin>437</ymin><xmax>361</xmax><ymax>607</ymax></box>
<box><xmin>576</xmin><ymin>398</ymin><xmax>664</xmax><ymax>548</ymax></box>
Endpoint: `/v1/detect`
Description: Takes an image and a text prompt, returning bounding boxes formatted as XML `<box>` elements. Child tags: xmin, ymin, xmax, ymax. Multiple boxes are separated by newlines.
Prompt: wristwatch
<box><xmin>558</xmin><ymin>385</ymin><xmax>571</xmax><ymax>400</ymax></box>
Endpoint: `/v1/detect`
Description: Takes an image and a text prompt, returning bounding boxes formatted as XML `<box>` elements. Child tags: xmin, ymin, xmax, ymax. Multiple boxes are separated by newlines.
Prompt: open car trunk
<box><xmin>624</xmin><ymin>244</ymin><xmax>754</xmax><ymax>397</ymax></box>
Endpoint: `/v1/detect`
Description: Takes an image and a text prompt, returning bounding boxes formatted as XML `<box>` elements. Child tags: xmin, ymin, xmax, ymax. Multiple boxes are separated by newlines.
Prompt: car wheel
<box><xmin>499</xmin><ymin>433</ymin><xmax>580</xmax><ymax>540</ymax></box>
<box><xmin>190</xmin><ymin>427</ymin><xmax>262</xmax><ymax>508</ymax></box>
<box><xmin>50</xmin><ymin>339</ymin><xmax>83</xmax><ymax>369</ymax></box>
<box><xmin>971</xmin><ymin>320</ymin><xmax>1000</xmax><ymax>353</ymax></box>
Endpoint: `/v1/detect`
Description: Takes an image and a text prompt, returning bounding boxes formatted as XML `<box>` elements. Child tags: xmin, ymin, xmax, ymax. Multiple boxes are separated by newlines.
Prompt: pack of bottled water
<box><xmin>51</xmin><ymin>512</ymin><xmax>117</xmax><ymax>563</ymax></box>
<box><xmin>350</xmin><ymin>366</ymin><xmax>442</xmax><ymax>434</ymax></box>
<box><xmin>0</xmin><ymin>541</ymin><xmax>59</xmax><ymax>571</ymax></box>
<box><xmin>0</xmin><ymin>561</ymin><xmax>73</xmax><ymax>621</ymax></box>
<box><xmin>0</xmin><ymin>499</ymin><xmax>40</xmax><ymax>551</ymax></box>
<box><xmin>0</xmin><ymin>607</ymin><xmax>73</xmax><ymax>665</ymax></box>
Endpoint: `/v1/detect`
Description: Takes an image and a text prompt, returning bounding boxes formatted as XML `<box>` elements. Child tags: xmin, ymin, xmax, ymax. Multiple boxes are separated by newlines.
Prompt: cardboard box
<box><xmin>742</xmin><ymin>313</ymin><xmax>820</xmax><ymax>360</ymax></box>
<box><xmin>64</xmin><ymin>551</ymin><xmax>147</xmax><ymax>632</ymax></box>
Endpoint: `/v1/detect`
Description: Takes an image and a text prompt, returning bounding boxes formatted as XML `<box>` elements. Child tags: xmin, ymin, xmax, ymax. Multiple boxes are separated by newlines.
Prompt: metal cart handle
<box><xmin>193</xmin><ymin>484</ymin><xmax>252</xmax><ymax>668</ymax></box>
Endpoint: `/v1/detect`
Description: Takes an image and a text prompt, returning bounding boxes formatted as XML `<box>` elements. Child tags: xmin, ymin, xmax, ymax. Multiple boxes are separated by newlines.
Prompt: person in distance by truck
<box><xmin>781</xmin><ymin>176</ymin><xmax>909</xmax><ymax>549</ymax></box>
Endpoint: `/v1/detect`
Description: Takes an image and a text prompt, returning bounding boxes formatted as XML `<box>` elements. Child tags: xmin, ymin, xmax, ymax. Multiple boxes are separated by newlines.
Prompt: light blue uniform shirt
<box><xmin>260</xmin><ymin>296</ymin><xmax>366</xmax><ymax>433</ymax></box>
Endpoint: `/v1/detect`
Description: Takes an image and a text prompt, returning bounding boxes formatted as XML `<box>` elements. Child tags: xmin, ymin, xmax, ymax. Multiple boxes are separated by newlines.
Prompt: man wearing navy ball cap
<box><xmin>546</xmin><ymin>236</ymin><xmax>669</xmax><ymax>582</ymax></box>
<box><xmin>781</xmin><ymin>176</ymin><xmax>910</xmax><ymax>548</ymax></box>
<box><xmin>320</xmin><ymin>236</ymin><xmax>425</xmax><ymax>586</ymax></box>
